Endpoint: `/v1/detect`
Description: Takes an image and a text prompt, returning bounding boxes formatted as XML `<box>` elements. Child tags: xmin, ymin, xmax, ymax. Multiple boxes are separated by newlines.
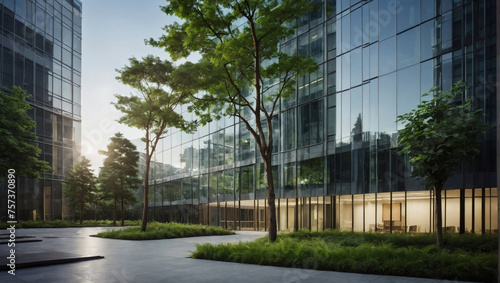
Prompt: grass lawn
<box><xmin>93</xmin><ymin>222</ymin><xmax>235</xmax><ymax>240</ymax></box>
<box><xmin>0</xmin><ymin>219</ymin><xmax>142</xmax><ymax>229</ymax></box>
<box><xmin>192</xmin><ymin>230</ymin><xmax>497</xmax><ymax>282</ymax></box>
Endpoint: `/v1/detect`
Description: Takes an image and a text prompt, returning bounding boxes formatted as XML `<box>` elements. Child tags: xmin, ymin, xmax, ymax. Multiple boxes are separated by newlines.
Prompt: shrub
<box><xmin>191</xmin><ymin>230</ymin><xmax>497</xmax><ymax>281</ymax></box>
<box><xmin>94</xmin><ymin>222</ymin><xmax>234</xmax><ymax>240</ymax></box>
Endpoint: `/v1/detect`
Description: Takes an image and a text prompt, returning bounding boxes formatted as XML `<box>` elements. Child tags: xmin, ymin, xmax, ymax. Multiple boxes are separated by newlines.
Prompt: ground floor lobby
<box><xmin>152</xmin><ymin>188</ymin><xmax>498</xmax><ymax>234</ymax></box>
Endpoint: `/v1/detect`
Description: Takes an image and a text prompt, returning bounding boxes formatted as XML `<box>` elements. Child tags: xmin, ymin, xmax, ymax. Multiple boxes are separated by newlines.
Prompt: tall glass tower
<box><xmin>149</xmin><ymin>0</ymin><xmax>498</xmax><ymax>235</ymax></box>
<box><xmin>0</xmin><ymin>0</ymin><xmax>82</xmax><ymax>220</ymax></box>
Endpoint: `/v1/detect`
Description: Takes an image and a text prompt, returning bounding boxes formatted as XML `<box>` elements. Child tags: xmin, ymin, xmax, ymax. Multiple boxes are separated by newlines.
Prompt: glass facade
<box><xmin>159</xmin><ymin>1</ymin><xmax>497</xmax><ymax>233</ymax></box>
<box><xmin>0</xmin><ymin>0</ymin><xmax>82</xmax><ymax>220</ymax></box>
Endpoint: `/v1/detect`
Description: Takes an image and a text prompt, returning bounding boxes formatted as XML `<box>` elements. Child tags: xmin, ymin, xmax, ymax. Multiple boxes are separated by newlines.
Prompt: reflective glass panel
<box><xmin>397</xmin><ymin>27</ymin><xmax>420</xmax><ymax>69</ymax></box>
<box><xmin>397</xmin><ymin>65</ymin><xmax>420</xmax><ymax>129</ymax></box>
<box><xmin>379</xmin><ymin>37</ymin><xmax>396</xmax><ymax>75</ymax></box>
<box><xmin>397</xmin><ymin>0</ymin><xmax>420</xmax><ymax>32</ymax></box>
<box><xmin>378</xmin><ymin>73</ymin><xmax>396</xmax><ymax>134</ymax></box>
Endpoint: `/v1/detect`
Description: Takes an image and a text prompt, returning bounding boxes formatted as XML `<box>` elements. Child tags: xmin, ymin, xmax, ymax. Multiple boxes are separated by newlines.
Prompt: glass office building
<box><xmin>0</xmin><ymin>0</ymin><xmax>82</xmax><ymax>220</ymax></box>
<box><xmin>150</xmin><ymin>0</ymin><xmax>497</xmax><ymax>234</ymax></box>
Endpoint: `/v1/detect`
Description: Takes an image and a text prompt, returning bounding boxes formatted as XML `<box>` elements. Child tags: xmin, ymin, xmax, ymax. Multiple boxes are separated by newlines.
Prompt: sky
<box><xmin>81</xmin><ymin>0</ymin><xmax>176</xmax><ymax>171</ymax></box>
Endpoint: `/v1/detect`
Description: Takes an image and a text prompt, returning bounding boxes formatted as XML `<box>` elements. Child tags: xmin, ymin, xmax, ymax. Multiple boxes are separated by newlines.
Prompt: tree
<box><xmin>113</xmin><ymin>56</ymin><xmax>196</xmax><ymax>232</ymax></box>
<box><xmin>149</xmin><ymin>0</ymin><xmax>317</xmax><ymax>242</ymax></box>
<box><xmin>396</xmin><ymin>81</ymin><xmax>489</xmax><ymax>247</ymax></box>
<box><xmin>0</xmin><ymin>86</ymin><xmax>52</xmax><ymax>179</ymax></box>
<box><xmin>64</xmin><ymin>157</ymin><xmax>97</xmax><ymax>224</ymax></box>
<box><xmin>99</xmin><ymin>133</ymin><xmax>141</xmax><ymax>226</ymax></box>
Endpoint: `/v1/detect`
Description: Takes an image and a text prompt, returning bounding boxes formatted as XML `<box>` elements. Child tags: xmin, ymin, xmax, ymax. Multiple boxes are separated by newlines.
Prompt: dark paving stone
<box><xmin>0</xmin><ymin>251</ymin><xmax>104</xmax><ymax>271</ymax></box>
<box><xmin>0</xmin><ymin>235</ymin><xmax>37</xmax><ymax>239</ymax></box>
<box><xmin>0</xmin><ymin>238</ymin><xmax>42</xmax><ymax>244</ymax></box>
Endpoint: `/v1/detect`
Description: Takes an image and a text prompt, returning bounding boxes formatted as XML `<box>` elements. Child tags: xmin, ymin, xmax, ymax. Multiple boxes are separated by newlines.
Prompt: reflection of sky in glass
<box><xmin>397</xmin><ymin>65</ymin><xmax>421</xmax><ymax>129</ymax></box>
<box><xmin>397</xmin><ymin>27</ymin><xmax>420</xmax><ymax>69</ymax></box>
<box><xmin>336</xmin><ymin>92</ymin><xmax>342</xmax><ymax>139</ymax></box>
<box><xmin>378</xmin><ymin>0</ymin><xmax>396</xmax><ymax>40</ymax></box>
<box><xmin>351</xmin><ymin>48</ymin><xmax>362</xmax><ymax>87</ymax></box>
<box><xmin>342</xmin><ymin>53</ymin><xmax>351</xmax><ymax>91</ymax></box>
<box><xmin>379</xmin><ymin>37</ymin><xmax>396</xmax><ymax>75</ymax></box>
<box><xmin>341</xmin><ymin>91</ymin><xmax>350</xmax><ymax>138</ymax></box>
<box><xmin>379</xmin><ymin>73</ymin><xmax>396</xmax><ymax>134</ymax></box>
<box><xmin>370</xmin><ymin>43</ymin><xmax>378</xmax><ymax>78</ymax></box>
<box><xmin>350</xmin><ymin>7</ymin><xmax>362</xmax><ymax>48</ymax></box>
<box><xmin>342</xmin><ymin>14</ymin><xmax>350</xmax><ymax>53</ymax></box>
<box><xmin>397</xmin><ymin>0</ymin><xmax>420</xmax><ymax>32</ymax></box>
<box><xmin>350</xmin><ymin>86</ymin><xmax>362</xmax><ymax>135</ymax></box>
<box><xmin>369</xmin><ymin>79</ymin><xmax>379</xmax><ymax>134</ymax></box>
<box><xmin>420</xmin><ymin>20</ymin><xmax>435</xmax><ymax>61</ymax></box>
<box><xmin>420</xmin><ymin>60</ymin><xmax>434</xmax><ymax>96</ymax></box>
<box><xmin>362</xmin><ymin>84</ymin><xmax>370</xmax><ymax>133</ymax></box>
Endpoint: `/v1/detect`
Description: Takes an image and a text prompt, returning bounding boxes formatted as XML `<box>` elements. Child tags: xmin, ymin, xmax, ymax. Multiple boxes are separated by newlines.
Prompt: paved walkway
<box><xmin>0</xmin><ymin>227</ymin><xmax>468</xmax><ymax>282</ymax></box>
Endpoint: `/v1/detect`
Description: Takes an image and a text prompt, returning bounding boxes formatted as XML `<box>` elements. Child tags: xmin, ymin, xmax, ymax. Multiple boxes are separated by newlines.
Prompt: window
<box><xmin>327</xmin><ymin>20</ymin><xmax>337</xmax><ymax>56</ymax></box>
<box><xmin>327</xmin><ymin>94</ymin><xmax>336</xmax><ymax>141</ymax></box>
<box><xmin>283</xmin><ymin>162</ymin><xmax>296</xmax><ymax>198</ymax></box>
<box><xmin>225</xmin><ymin>126</ymin><xmax>234</xmax><ymax>165</ymax></box>
<box><xmin>298</xmin><ymin>100</ymin><xmax>324</xmax><ymax>147</ymax></box>
<box><xmin>200</xmin><ymin>136</ymin><xmax>209</xmax><ymax>170</ymax></box>
<box><xmin>62</xmin><ymin>25</ymin><xmax>72</xmax><ymax>47</ymax></box>
<box><xmin>240</xmin><ymin>165</ymin><xmax>254</xmax><ymax>200</ymax></box>
<box><xmin>350</xmin><ymin>7</ymin><xmax>362</xmax><ymax>48</ymax></box>
<box><xmin>369</xmin><ymin>79</ymin><xmax>378</xmax><ymax>134</ymax></box>
<box><xmin>378</xmin><ymin>73</ymin><xmax>396</xmax><ymax>134</ymax></box>
<box><xmin>370</xmin><ymin>43</ymin><xmax>378</xmax><ymax>78</ymax></box>
<box><xmin>379</xmin><ymin>37</ymin><xmax>396</xmax><ymax>75</ymax></box>
<box><xmin>421</xmin><ymin>0</ymin><xmax>436</xmax><ymax>22</ymax></box>
<box><xmin>420</xmin><ymin>20</ymin><xmax>436</xmax><ymax>61</ymax></box>
<box><xmin>310</xmin><ymin>27</ymin><xmax>323</xmax><ymax>63</ymax></box>
<box><xmin>397</xmin><ymin>27</ymin><xmax>420</xmax><ymax>69</ymax></box>
<box><xmin>327</xmin><ymin>59</ymin><xmax>336</xmax><ymax>94</ymax></box>
<box><xmin>282</xmin><ymin>109</ymin><xmax>296</xmax><ymax>151</ymax></box>
<box><xmin>378</xmin><ymin>0</ymin><xmax>396</xmax><ymax>40</ymax></box>
<box><xmin>363</xmin><ymin>47</ymin><xmax>370</xmax><ymax>81</ymax></box>
<box><xmin>339</xmin><ymin>91</ymin><xmax>349</xmax><ymax>140</ymax></box>
<box><xmin>341</xmin><ymin>53</ymin><xmax>350</xmax><ymax>90</ymax></box>
<box><xmin>2</xmin><ymin>47</ymin><xmax>14</xmax><ymax>87</ymax></box>
<box><xmin>54</xmin><ymin>20</ymin><xmax>62</xmax><ymax>41</ymax></box>
<box><xmin>440</xmin><ymin>12</ymin><xmax>453</xmax><ymax>52</ymax></box>
<box><xmin>309</xmin><ymin>64</ymin><xmax>324</xmax><ymax>101</ymax></box>
<box><xmin>397</xmin><ymin>65</ymin><xmax>420</xmax><ymax>129</ymax></box>
<box><xmin>397</xmin><ymin>0</ymin><xmax>420</xmax><ymax>32</ymax></box>
<box><xmin>350</xmin><ymin>86</ymin><xmax>362</xmax><ymax>139</ymax></box>
<box><xmin>350</xmin><ymin>48</ymin><xmax>362</xmax><ymax>87</ymax></box>
<box><xmin>341</xmin><ymin>14</ymin><xmax>350</xmax><ymax>53</ymax></box>
<box><xmin>310</xmin><ymin>0</ymin><xmax>323</xmax><ymax>27</ymax></box>
<box><xmin>238</xmin><ymin>121</ymin><xmax>254</xmax><ymax>161</ymax></box>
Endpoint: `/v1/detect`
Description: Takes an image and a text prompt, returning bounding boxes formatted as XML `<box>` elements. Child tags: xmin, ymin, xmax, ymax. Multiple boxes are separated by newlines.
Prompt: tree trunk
<box><xmin>141</xmin><ymin>154</ymin><xmax>151</xmax><ymax>232</ymax></box>
<box><xmin>79</xmin><ymin>204</ymin><xmax>83</xmax><ymax>224</ymax></box>
<box><xmin>113</xmin><ymin>198</ymin><xmax>117</xmax><ymax>226</ymax></box>
<box><xmin>263</xmin><ymin>152</ymin><xmax>277</xmax><ymax>242</ymax></box>
<box><xmin>434</xmin><ymin>184</ymin><xmax>444</xmax><ymax>248</ymax></box>
<box><xmin>121</xmin><ymin>196</ymin><xmax>125</xmax><ymax>226</ymax></box>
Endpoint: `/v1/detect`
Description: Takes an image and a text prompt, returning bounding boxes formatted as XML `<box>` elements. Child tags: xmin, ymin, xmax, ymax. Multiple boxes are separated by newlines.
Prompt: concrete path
<box><xmin>0</xmin><ymin>227</ymin><xmax>467</xmax><ymax>282</ymax></box>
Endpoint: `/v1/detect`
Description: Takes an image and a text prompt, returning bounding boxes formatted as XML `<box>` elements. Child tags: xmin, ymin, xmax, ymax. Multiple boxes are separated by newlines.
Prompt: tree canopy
<box><xmin>149</xmin><ymin>0</ymin><xmax>316</xmax><ymax>242</ymax></box>
<box><xmin>64</xmin><ymin>157</ymin><xmax>97</xmax><ymax>224</ymax></box>
<box><xmin>0</xmin><ymin>86</ymin><xmax>51</xmax><ymax>179</ymax></box>
<box><xmin>396</xmin><ymin>81</ymin><xmax>489</xmax><ymax>247</ymax></box>
<box><xmin>99</xmin><ymin>132</ymin><xmax>141</xmax><ymax>226</ymax></box>
<box><xmin>113</xmin><ymin>55</ymin><xmax>196</xmax><ymax>232</ymax></box>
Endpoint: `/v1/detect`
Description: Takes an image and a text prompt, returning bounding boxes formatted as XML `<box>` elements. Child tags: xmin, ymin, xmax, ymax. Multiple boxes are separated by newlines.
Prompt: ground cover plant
<box><xmin>93</xmin><ymin>222</ymin><xmax>234</xmax><ymax>240</ymax></box>
<box><xmin>191</xmin><ymin>230</ymin><xmax>497</xmax><ymax>282</ymax></box>
<box><xmin>0</xmin><ymin>220</ymin><xmax>141</xmax><ymax>229</ymax></box>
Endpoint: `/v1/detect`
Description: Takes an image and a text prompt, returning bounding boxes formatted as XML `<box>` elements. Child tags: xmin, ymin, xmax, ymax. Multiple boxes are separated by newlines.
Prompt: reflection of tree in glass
<box><xmin>298</xmin><ymin>158</ymin><xmax>324</xmax><ymax>186</ymax></box>
<box><xmin>351</xmin><ymin>114</ymin><xmax>362</xmax><ymax>142</ymax></box>
<box><xmin>240</xmin><ymin>166</ymin><xmax>254</xmax><ymax>194</ymax></box>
